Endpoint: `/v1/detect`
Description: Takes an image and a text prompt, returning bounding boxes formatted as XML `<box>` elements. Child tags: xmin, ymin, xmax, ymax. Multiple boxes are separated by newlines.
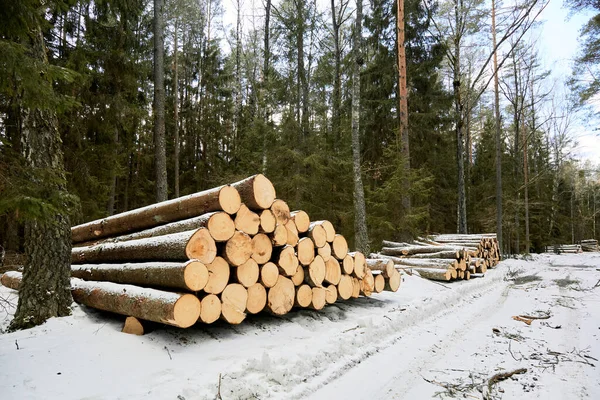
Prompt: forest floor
<box><xmin>0</xmin><ymin>253</ymin><xmax>599</xmax><ymax>400</ymax></box>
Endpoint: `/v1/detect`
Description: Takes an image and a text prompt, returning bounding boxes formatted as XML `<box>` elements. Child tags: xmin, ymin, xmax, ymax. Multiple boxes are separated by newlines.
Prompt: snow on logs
<box><xmin>9</xmin><ymin>174</ymin><xmax>404</xmax><ymax>333</ymax></box>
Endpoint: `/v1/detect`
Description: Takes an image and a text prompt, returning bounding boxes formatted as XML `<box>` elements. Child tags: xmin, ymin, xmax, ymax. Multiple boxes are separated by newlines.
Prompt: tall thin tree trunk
<box><xmin>107</xmin><ymin>127</ymin><xmax>119</xmax><ymax>215</ymax></box>
<box><xmin>453</xmin><ymin>0</ymin><xmax>467</xmax><ymax>234</ymax></box>
<box><xmin>10</xmin><ymin>23</ymin><xmax>73</xmax><ymax>330</ymax></box>
<box><xmin>512</xmin><ymin>53</ymin><xmax>520</xmax><ymax>254</ymax></box>
<box><xmin>234</xmin><ymin>0</ymin><xmax>242</xmax><ymax>161</ymax></box>
<box><xmin>492</xmin><ymin>0</ymin><xmax>503</xmax><ymax>251</ymax></box>
<box><xmin>331</xmin><ymin>0</ymin><xmax>341</xmax><ymax>149</ymax></box>
<box><xmin>173</xmin><ymin>20</ymin><xmax>180</xmax><ymax>198</ymax></box>
<box><xmin>352</xmin><ymin>0</ymin><xmax>369</xmax><ymax>254</ymax></box>
<box><xmin>262</xmin><ymin>0</ymin><xmax>271</xmax><ymax>172</ymax></box>
<box><xmin>153</xmin><ymin>0</ymin><xmax>168</xmax><ymax>202</ymax></box>
<box><xmin>397</xmin><ymin>0</ymin><xmax>411</xmax><ymax>220</ymax></box>
<box><xmin>523</xmin><ymin>122</ymin><xmax>529</xmax><ymax>253</ymax></box>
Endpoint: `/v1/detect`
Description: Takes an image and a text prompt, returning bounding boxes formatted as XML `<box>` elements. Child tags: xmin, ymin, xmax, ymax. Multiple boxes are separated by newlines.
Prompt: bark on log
<box><xmin>310</xmin><ymin>287</ymin><xmax>327</xmax><ymax>310</ymax></box>
<box><xmin>270</xmin><ymin>199</ymin><xmax>291</xmax><ymax>225</ymax></box>
<box><xmin>204</xmin><ymin>257</ymin><xmax>230</xmax><ymax>294</ymax></box>
<box><xmin>388</xmin><ymin>257</ymin><xmax>457</xmax><ymax>269</ymax></box>
<box><xmin>234</xmin><ymin>204</ymin><xmax>260</xmax><ymax>235</ymax></box>
<box><xmin>198</xmin><ymin>294</ymin><xmax>221</xmax><ymax>324</ymax></box>
<box><xmin>251</xmin><ymin>233</ymin><xmax>273</xmax><ymax>264</ymax></box>
<box><xmin>260</xmin><ymin>262</ymin><xmax>279</xmax><ymax>288</ymax></box>
<box><xmin>222</xmin><ymin>231</ymin><xmax>252</xmax><ymax>266</ymax></box>
<box><xmin>231</xmin><ymin>174</ymin><xmax>276</xmax><ymax>210</ymax></box>
<box><xmin>381</xmin><ymin>245</ymin><xmax>463</xmax><ymax>256</ymax></box>
<box><xmin>412</xmin><ymin>267</ymin><xmax>452</xmax><ymax>281</ymax></box>
<box><xmin>273</xmin><ymin>245</ymin><xmax>298</xmax><ymax>276</ymax></box>
<box><xmin>297</xmin><ymin>237</ymin><xmax>315</xmax><ymax>266</ymax></box>
<box><xmin>290</xmin><ymin>210</ymin><xmax>310</xmax><ymax>233</ymax></box>
<box><xmin>291</xmin><ymin>265</ymin><xmax>305</xmax><ymax>286</ymax></box>
<box><xmin>72</xmin><ymin>229</ymin><xmax>217</xmax><ymax>265</ymax></box>
<box><xmin>259</xmin><ymin>209</ymin><xmax>277</xmax><ymax>233</ymax></box>
<box><xmin>365</xmin><ymin>259</ymin><xmax>395</xmax><ymax>279</ymax></box>
<box><xmin>337</xmin><ymin>274</ymin><xmax>353</xmax><ymax>300</ymax></box>
<box><xmin>246</xmin><ymin>283</ymin><xmax>267</xmax><ymax>314</ymax></box>
<box><xmin>381</xmin><ymin>240</ymin><xmax>412</xmax><ymax>248</ymax></box>
<box><xmin>305</xmin><ymin>255</ymin><xmax>326</xmax><ymax>287</ymax></box>
<box><xmin>72</xmin><ymin>185</ymin><xmax>241</xmax><ymax>243</ymax></box>
<box><xmin>122</xmin><ymin>316</ymin><xmax>145</xmax><ymax>335</ymax></box>
<box><xmin>295</xmin><ymin>284</ymin><xmax>312</xmax><ymax>308</ymax></box>
<box><xmin>311</xmin><ymin>220</ymin><xmax>335</xmax><ymax>242</ymax></box>
<box><xmin>307</xmin><ymin>223</ymin><xmax>327</xmax><ymax>248</ymax></box>
<box><xmin>267</xmin><ymin>276</ymin><xmax>295</xmax><ymax>315</ymax></box>
<box><xmin>220</xmin><ymin>283</ymin><xmax>247</xmax><ymax>324</ymax></box>
<box><xmin>404</xmin><ymin>250</ymin><xmax>461</xmax><ymax>259</ymax></box>
<box><xmin>71</xmin><ymin>261</ymin><xmax>209</xmax><ymax>292</ymax></box>
<box><xmin>234</xmin><ymin>258</ymin><xmax>259</xmax><ymax>288</ymax></box>
<box><xmin>332</xmin><ymin>234</ymin><xmax>348</xmax><ymax>260</ymax></box>
<box><xmin>324</xmin><ymin>257</ymin><xmax>342</xmax><ymax>285</ymax></box>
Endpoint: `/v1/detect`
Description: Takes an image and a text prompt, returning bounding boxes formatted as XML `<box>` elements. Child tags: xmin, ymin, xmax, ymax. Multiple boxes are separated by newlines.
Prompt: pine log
<box><xmin>270</xmin><ymin>199</ymin><xmax>291</xmax><ymax>225</ymax></box>
<box><xmin>389</xmin><ymin>258</ymin><xmax>457</xmax><ymax>269</ymax></box>
<box><xmin>365</xmin><ymin>259</ymin><xmax>395</xmax><ymax>279</ymax></box>
<box><xmin>373</xmin><ymin>274</ymin><xmax>385</xmax><ymax>293</ymax></box>
<box><xmin>351</xmin><ymin>277</ymin><xmax>361</xmax><ymax>298</ymax></box>
<box><xmin>342</xmin><ymin>254</ymin><xmax>354</xmax><ymax>275</ymax></box>
<box><xmin>72</xmin><ymin>185</ymin><xmax>241</xmax><ymax>243</ymax></box>
<box><xmin>234</xmin><ymin>204</ymin><xmax>260</xmax><ymax>235</ymax></box>
<box><xmin>260</xmin><ymin>262</ymin><xmax>279</xmax><ymax>288</ymax></box>
<box><xmin>307</xmin><ymin>223</ymin><xmax>327</xmax><ymax>248</ymax></box>
<box><xmin>70</xmin><ymin>261</ymin><xmax>209</xmax><ymax>292</ymax></box>
<box><xmin>72</xmin><ymin>229</ymin><xmax>217</xmax><ymax>264</ymax></box>
<box><xmin>295</xmin><ymin>284</ymin><xmax>313</xmax><ymax>308</ymax></box>
<box><xmin>349</xmin><ymin>251</ymin><xmax>366</xmax><ymax>279</ymax></box>
<box><xmin>305</xmin><ymin>255</ymin><xmax>326</xmax><ymax>287</ymax></box>
<box><xmin>317</xmin><ymin>242</ymin><xmax>332</xmax><ymax>262</ymax></box>
<box><xmin>337</xmin><ymin>274</ymin><xmax>353</xmax><ymax>300</ymax></box>
<box><xmin>310</xmin><ymin>287</ymin><xmax>327</xmax><ymax>310</ymax></box>
<box><xmin>122</xmin><ymin>316</ymin><xmax>145</xmax><ymax>335</ymax></box>
<box><xmin>285</xmin><ymin>219</ymin><xmax>300</xmax><ymax>246</ymax></box>
<box><xmin>297</xmin><ymin>237</ymin><xmax>315</xmax><ymax>266</ymax></box>
<box><xmin>311</xmin><ymin>220</ymin><xmax>336</xmax><ymax>242</ymax></box>
<box><xmin>234</xmin><ymin>258</ymin><xmax>259</xmax><ymax>288</ymax></box>
<box><xmin>412</xmin><ymin>268</ymin><xmax>451</xmax><ymax>281</ymax></box>
<box><xmin>231</xmin><ymin>174</ymin><xmax>276</xmax><ymax>210</ymax></box>
<box><xmin>220</xmin><ymin>283</ymin><xmax>247</xmax><ymax>324</ymax></box>
<box><xmin>384</xmin><ymin>270</ymin><xmax>401</xmax><ymax>292</ymax></box>
<box><xmin>290</xmin><ymin>210</ymin><xmax>310</xmax><ymax>233</ymax></box>
<box><xmin>267</xmin><ymin>276</ymin><xmax>295</xmax><ymax>315</ymax></box>
<box><xmin>381</xmin><ymin>245</ymin><xmax>463</xmax><ymax>256</ymax></box>
<box><xmin>332</xmin><ymin>234</ymin><xmax>349</xmax><ymax>260</ymax></box>
<box><xmin>251</xmin><ymin>233</ymin><xmax>273</xmax><ymax>264</ymax></box>
<box><xmin>381</xmin><ymin>240</ymin><xmax>412</xmax><ymax>248</ymax></box>
<box><xmin>222</xmin><ymin>231</ymin><xmax>252</xmax><ymax>266</ymax></box>
<box><xmin>325</xmin><ymin>284</ymin><xmax>337</xmax><ymax>304</ymax></box>
<box><xmin>199</xmin><ymin>294</ymin><xmax>222</xmax><ymax>324</ymax></box>
<box><xmin>404</xmin><ymin>250</ymin><xmax>461</xmax><ymax>259</ymax></box>
<box><xmin>273</xmin><ymin>245</ymin><xmax>299</xmax><ymax>276</ymax></box>
<box><xmin>291</xmin><ymin>265</ymin><xmax>305</xmax><ymax>286</ymax></box>
<box><xmin>245</xmin><ymin>283</ymin><xmax>267</xmax><ymax>314</ymax></box>
<box><xmin>0</xmin><ymin>271</ymin><xmax>21</xmax><ymax>290</ymax></box>
<box><xmin>270</xmin><ymin>224</ymin><xmax>288</xmax><ymax>246</ymax></box>
<box><xmin>324</xmin><ymin>257</ymin><xmax>342</xmax><ymax>285</ymax></box>
<box><xmin>204</xmin><ymin>257</ymin><xmax>231</xmax><ymax>294</ymax></box>
<box><xmin>259</xmin><ymin>209</ymin><xmax>277</xmax><ymax>233</ymax></box>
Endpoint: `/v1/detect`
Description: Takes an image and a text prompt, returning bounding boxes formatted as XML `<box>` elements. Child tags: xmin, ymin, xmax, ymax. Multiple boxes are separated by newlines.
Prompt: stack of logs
<box><xmin>544</xmin><ymin>244</ymin><xmax>583</xmax><ymax>254</ymax></box>
<box><xmin>370</xmin><ymin>234</ymin><xmax>500</xmax><ymax>282</ymax></box>
<box><xmin>1</xmin><ymin>174</ymin><xmax>401</xmax><ymax>333</ymax></box>
<box><xmin>581</xmin><ymin>239</ymin><xmax>598</xmax><ymax>252</ymax></box>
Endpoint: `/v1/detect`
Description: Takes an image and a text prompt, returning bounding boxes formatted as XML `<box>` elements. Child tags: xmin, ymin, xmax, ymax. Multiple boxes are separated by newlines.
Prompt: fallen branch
<box><xmin>485</xmin><ymin>368</ymin><xmax>527</xmax><ymax>398</ymax></box>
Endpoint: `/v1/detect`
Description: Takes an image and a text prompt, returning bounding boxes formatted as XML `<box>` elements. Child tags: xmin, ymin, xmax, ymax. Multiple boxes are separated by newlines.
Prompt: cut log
<box><xmin>365</xmin><ymin>259</ymin><xmax>395</xmax><ymax>279</ymax></box>
<box><xmin>291</xmin><ymin>265</ymin><xmax>305</xmax><ymax>286</ymax></box>
<box><xmin>220</xmin><ymin>284</ymin><xmax>247</xmax><ymax>324</ymax></box>
<box><xmin>349</xmin><ymin>251</ymin><xmax>366</xmax><ymax>279</ymax></box>
<box><xmin>246</xmin><ymin>283</ymin><xmax>267</xmax><ymax>314</ymax></box>
<box><xmin>251</xmin><ymin>233</ymin><xmax>273</xmax><ymax>264</ymax></box>
<box><xmin>259</xmin><ymin>209</ymin><xmax>277</xmax><ymax>233</ymax></box>
<box><xmin>204</xmin><ymin>256</ymin><xmax>231</xmax><ymax>294</ymax></box>
<box><xmin>324</xmin><ymin>284</ymin><xmax>337</xmax><ymax>304</ymax></box>
<box><xmin>270</xmin><ymin>224</ymin><xmax>288</xmax><ymax>247</ymax></box>
<box><xmin>342</xmin><ymin>254</ymin><xmax>354</xmax><ymax>275</ymax></box>
<box><xmin>71</xmin><ymin>260</ymin><xmax>209</xmax><ymax>292</ymax></box>
<box><xmin>317</xmin><ymin>242</ymin><xmax>332</xmax><ymax>262</ymax></box>
<box><xmin>404</xmin><ymin>250</ymin><xmax>461</xmax><ymax>259</ymax></box>
<box><xmin>270</xmin><ymin>199</ymin><xmax>291</xmax><ymax>225</ymax></box>
<box><xmin>297</xmin><ymin>237</ymin><xmax>315</xmax><ymax>266</ymax></box>
<box><xmin>351</xmin><ymin>277</ymin><xmax>361</xmax><ymax>298</ymax></box>
<box><xmin>290</xmin><ymin>210</ymin><xmax>310</xmax><ymax>233</ymax></box>
<box><xmin>373</xmin><ymin>274</ymin><xmax>385</xmax><ymax>293</ymax></box>
<box><xmin>71</xmin><ymin>185</ymin><xmax>241</xmax><ymax>243</ymax></box>
<box><xmin>72</xmin><ymin>229</ymin><xmax>217</xmax><ymax>264</ymax></box>
<box><xmin>389</xmin><ymin>258</ymin><xmax>456</xmax><ymax>269</ymax></box>
<box><xmin>295</xmin><ymin>284</ymin><xmax>313</xmax><ymax>308</ymax></box>
<box><xmin>412</xmin><ymin>267</ymin><xmax>452</xmax><ymax>281</ymax></box>
<box><xmin>337</xmin><ymin>274</ymin><xmax>353</xmax><ymax>300</ymax></box>
<box><xmin>312</xmin><ymin>220</ymin><xmax>336</xmax><ymax>242</ymax></box>
<box><xmin>332</xmin><ymin>235</ymin><xmax>348</xmax><ymax>260</ymax></box>
<box><xmin>234</xmin><ymin>204</ymin><xmax>260</xmax><ymax>235</ymax></box>
<box><xmin>305</xmin><ymin>255</ymin><xmax>326</xmax><ymax>287</ymax></box>
<box><xmin>122</xmin><ymin>316</ymin><xmax>145</xmax><ymax>335</ymax></box>
<box><xmin>324</xmin><ymin>257</ymin><xmax>342</xmax><ymax>285</ymax></box>
<box><xmin>260</xmin><ymin>262</ymin><xmax>279</xmax><ymax>288</ymax></box>
<box><xmin>234</xmin><ymin>258</ymin><xmax>259</xmax><ymax>288</ymax></box>
<box><xmin>361</xmin><ymin>270</ymin><xmax>375</xmax><ymax>294</ymax></box>
<box><xmin>310</xmin><ymin>287</ymin><xmax>327</xmax><ymax>310</ymax></box>
<box><xmin>0</xmin><ymin>271</ymin><xmax>21</xmax><ymax>290</ymax></box>
<box><xmin>307</xmin><ymin>223</ymin><xmax>327</xmax><ymax>248</ymax></box>
<box><xmin>381</xmin><ymin>240</ymin><xmax>412</xmax><ymax>248</ymax></box>
<box><xmin>384</xmin><ymin>270</ymin><xmax>401</xmax><ymax>292</ymax></box>
<box><xmin>267</xmin><ymin>276</ymin><xmax>295</xmax><ymax>315</ymax></box>
<box><xmin>199</xmin><ymin>294</ymin><xmax>222</xmax><ymax>324</ymax></box>
<box><xmin>381</xmin><ymin>245</ymin><xmax>464</xmax><ymax>256</ymax></box>
<box><xmin>222</xmin><ymin>231</ymin><xmax>252</xmax><ymax>266</ymax></box>
<box><xmin>273</xmin><ymin>245</ymin><xmax>299</xmax><ymax>276</ymax></box>
<box><xmin>285</xmin><ymin>219</ymin><xmax>299</xmax><ymax>246</ymax></box>
<box><xmin>231</xmin><ymin>174</ymin><xmax>276</xmax><ymax>210</ymax></box>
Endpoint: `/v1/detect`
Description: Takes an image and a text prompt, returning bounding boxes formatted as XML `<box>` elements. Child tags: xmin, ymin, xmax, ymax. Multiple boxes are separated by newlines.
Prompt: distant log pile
<box><xmin>544</xmin><ymin>244</ymin><xmax>583</xmax><ymax>254</ymax></box>
<box><xmin>372</xmin><ymin>233</ymin><xmax>500</xmax><ymax>282</ymax></box>
<box><xmin>1</xmin><ymin>174</ymin><xmax>400</xmax><ymax>332</ymax></box>
<box><xmin>581</xmin><ymin>239</ymin><xmax>598</xmax><ymax>252</ymax></box>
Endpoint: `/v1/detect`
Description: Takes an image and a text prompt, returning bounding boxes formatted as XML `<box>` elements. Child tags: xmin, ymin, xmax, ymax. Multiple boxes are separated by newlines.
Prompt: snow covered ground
<box><xmin>1</xmin><ymin>253</ymin><xmax>599</xmax><ymax>399</ymax></box>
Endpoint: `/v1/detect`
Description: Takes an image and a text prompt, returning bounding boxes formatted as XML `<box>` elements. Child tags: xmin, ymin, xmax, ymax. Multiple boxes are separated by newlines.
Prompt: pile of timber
<box><xmin>580</xmin><ymin>239</ymin><xmax>599</xmax><ymax>252</ymax></box>
<box><xmin>370</xmin><ymin>233</ymin><xmax>500</xmax><ymax>282</ymax></box>
<box><xmin>544</xmin><ymin>244</ymin><xmax>583</xmax><ymax>254</ymax></box>
<box><xmin>0</xmin><ymin>174</ymin><xmax>400</xmax><ymax>333</ymax></box>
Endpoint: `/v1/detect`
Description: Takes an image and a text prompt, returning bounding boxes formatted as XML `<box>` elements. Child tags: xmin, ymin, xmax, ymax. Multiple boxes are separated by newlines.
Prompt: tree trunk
<box><xmin>10</xmin><ymin>23</ymin><xmax>73</xmax><ymax>330</ymax></box>
<box><xmin>492</xmin><ymin>0</ymin><xmax>503</xmax><ymax>253</ymax></box>
<box><xmin>262</xmin><ymin>0</ymin><xmax>272</xmax><ymax>172</ymax></box>
<box><xmin>173</xmin><ymin>19</ymin><xmax>180</xmax><ymax>198</ymax></box>
<box><xmin>153</xmin><ymin>0</ymin><xmax>167</xmax><ymax>202</ymax></box>
<box><xmin>331</xmin><ymin>0</ymin><xmax>342</xmax><ymax>148</ymax></box>
<box><xmin>397</xmin><ymin>0</ymin><xmax>411</xmax><ymax>218</ymax></box>
<box><xmin>454</xmin><ymin>0</ymin><xmax>467</xmax><ymax>234</ymax></box>
<box><xmin>231</xmin><ymin>174</ymin><xmax>276</xmax><ymax>210</ymax></box>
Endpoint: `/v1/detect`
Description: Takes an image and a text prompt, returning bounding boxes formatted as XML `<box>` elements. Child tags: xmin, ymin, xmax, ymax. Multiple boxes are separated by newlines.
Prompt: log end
<box><xmin>246</xmin><ymin>283</ymin><xmax>267</xmax><ymax>314</ymax></box>
<box><xmin>291</xmin><ymin>210</ymin><xmax>310</xmax><ymax>233</ymax></box>
<box><xmin>260</xmin><ymin>262</ymin><xmax>279</xmax><ymax>288</ymax></box>
<box><xmin>219</xmin><ymin>185</ymin><xmax>242</xmax><ymax>214</ymax></box>
<box><xmin>122</xmin><ymin>316</ymin><xmax>145</xmax><ymax>335</ymax></box>
<box><xmin>199</xmin><ymin>294</ymin><xmax>222</xmax><ymax>324</ymax></box>
<box><xmin>185</xmin><ymin>260</ymin><xmax>210</xmax><ymax>291</ymax></box>
<box><xmin>173</xmin><ymin>294</ymin><xmax>202</xmax><ymax>328</ymax></box>
<box><xmin>253</xmin><ymin>174</ymin><xmax>277</xmax><ymax>209</ymax></box>
<box><xmin>186</xmin><ymin>228</ymin><xmax>217</xmax><ymax>265</ymax></box>
<box><xmin>267</xmin><ymin>276</ymin><xmax>295</xmax><ymax>315</ymax></box>
<box><xmin>208</xmin><ymin>212</ymin><xmax>236</xmax><ymax>242</ymax></box>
